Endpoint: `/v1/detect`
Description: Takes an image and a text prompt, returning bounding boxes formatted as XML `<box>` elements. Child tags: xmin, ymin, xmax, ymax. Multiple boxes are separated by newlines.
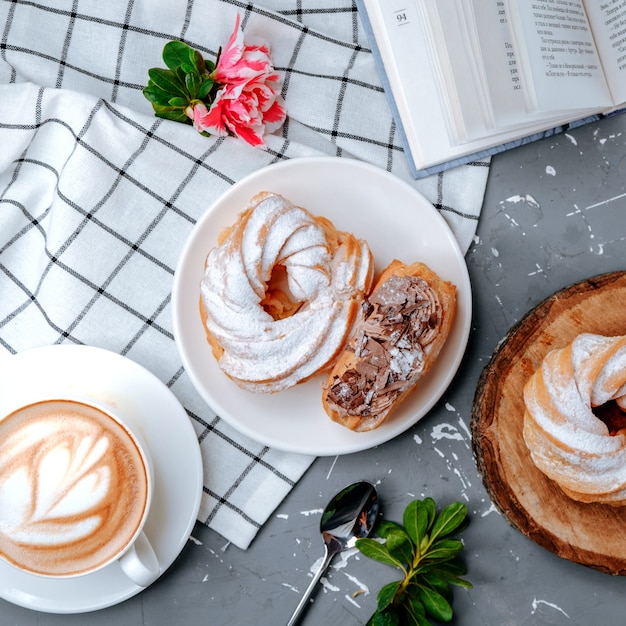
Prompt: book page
<box><xmin>583</xmin><ymin>0</ymin><xmax>626</xmax><ymax>104</ymax></box>
<box><xmin>505</xmin><ymin>0</ymin><xmax>612</xmax><ymax>111</ymax></box>
<box><xmin>357</xmin><ymin>0</ymin><xmax>456</xmax><ymax>167</ymax></box>
<box><xmin>419</xmin><ymin>0</ymin><xmax>493</xmax><ymax>143</ymax></box>
<box><xmin>468</xmin><ymin>0</ymin><xmax>530</xmax><ymax>127</ymax></box>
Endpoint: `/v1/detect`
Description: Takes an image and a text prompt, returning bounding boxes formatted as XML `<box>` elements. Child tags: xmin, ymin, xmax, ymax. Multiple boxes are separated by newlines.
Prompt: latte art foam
<box><xmin>0</xmin><ymin>400</ymin><xmax>149</xmax><ymax>577</ymax></box>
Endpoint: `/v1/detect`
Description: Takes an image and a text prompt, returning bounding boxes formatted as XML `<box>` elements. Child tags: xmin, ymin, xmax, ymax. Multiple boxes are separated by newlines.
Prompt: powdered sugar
<box><xmin>524</xmin><ymin>333</ymin><xmax>626</xmax><ymax>501</ymax></box>
<box><xmin>200</xmin><ymin>192</ymin><xmax>373</xmax><ymax>392</ymax></box>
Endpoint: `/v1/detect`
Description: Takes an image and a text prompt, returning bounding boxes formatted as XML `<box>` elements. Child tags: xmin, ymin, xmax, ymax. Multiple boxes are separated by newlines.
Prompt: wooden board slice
<box><xmin>471</xmin><ymin>271</ymin><xmax>626</xmax><ymax>575</ymax></box>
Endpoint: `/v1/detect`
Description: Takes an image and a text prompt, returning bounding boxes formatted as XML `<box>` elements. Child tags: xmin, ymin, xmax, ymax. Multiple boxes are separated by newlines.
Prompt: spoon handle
<box><xmin>286</xmin><ymin>544</ymin><xmax>335</xmax><ymax>626</ymax></box>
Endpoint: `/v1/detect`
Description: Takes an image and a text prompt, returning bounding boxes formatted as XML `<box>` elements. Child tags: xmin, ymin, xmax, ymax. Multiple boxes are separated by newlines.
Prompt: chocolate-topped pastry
<box><xmin>322</xmin><ymin>260</ymin><xmax>456</xmax><ymax>431</ymax></box>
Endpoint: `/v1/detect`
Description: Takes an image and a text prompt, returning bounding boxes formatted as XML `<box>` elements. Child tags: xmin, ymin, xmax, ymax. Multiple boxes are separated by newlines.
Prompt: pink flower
<box><xmin>185</xmin><ymin>13</ymin><xmax>286</xmax><ymax>147</ymax></box>
<box><xmin>214</xmin><ymin>13</ymin><xmax>274</xmax><ymax>88</ymax></box>
<box><xmin>189</xmin><ymin>80</ymin><xmax>286</xmax><ymax>147</ymax></box>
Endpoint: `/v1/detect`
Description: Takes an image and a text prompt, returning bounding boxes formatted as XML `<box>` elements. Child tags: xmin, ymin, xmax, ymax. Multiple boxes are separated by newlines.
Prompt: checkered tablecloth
<box><xmin>0</xmin><ymin>0</ymin><xmax>488</xmax><ymax>549</ymax></box>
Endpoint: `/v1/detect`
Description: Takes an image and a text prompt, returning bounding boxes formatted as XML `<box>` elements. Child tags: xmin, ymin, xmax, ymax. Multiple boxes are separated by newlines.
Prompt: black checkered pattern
<box><xmin>0</xmin><ymin>0</ymin><xmax>487</xmax><ymax>549</ymax></box>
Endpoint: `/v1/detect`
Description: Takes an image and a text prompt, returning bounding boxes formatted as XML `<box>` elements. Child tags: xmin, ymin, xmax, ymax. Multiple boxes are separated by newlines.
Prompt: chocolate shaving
<box><xmin>326</xmin><ymin>275</ymin><xmax>442</xmax><ymax>418</ymax></box>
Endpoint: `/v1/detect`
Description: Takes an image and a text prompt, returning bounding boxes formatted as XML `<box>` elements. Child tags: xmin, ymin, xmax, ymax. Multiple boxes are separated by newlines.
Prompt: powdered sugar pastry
<box><xmin>200</xmin><ymin>192</ymin><xmax>374</xmax><ymax>393</ymax></box>
<box><xmin>523</xmin><ymin>333</ymin><xmax>626</xmax><ymax>504</ymax></box>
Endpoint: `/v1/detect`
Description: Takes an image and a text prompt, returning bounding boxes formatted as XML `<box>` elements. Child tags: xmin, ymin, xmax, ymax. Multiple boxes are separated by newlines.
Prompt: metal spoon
<box><xmin>287</xmin><ymin>481</ymin><xmax>379</xmax><ymax>626</ymax></box>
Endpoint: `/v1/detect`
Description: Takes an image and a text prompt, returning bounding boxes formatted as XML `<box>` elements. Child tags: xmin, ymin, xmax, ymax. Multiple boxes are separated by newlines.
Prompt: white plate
<box><xmin>172</xmin><ymin>156</ymin><xmax>471</xmax><ymax>455</ymax></box>
<box><xmin>0</xmin><ymin>345</ymin><xmax>203</xmax><ymax>613</ymax></box>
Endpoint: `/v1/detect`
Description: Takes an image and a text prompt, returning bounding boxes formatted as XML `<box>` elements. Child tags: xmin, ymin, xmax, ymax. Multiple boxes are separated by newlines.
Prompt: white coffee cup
<box><xmin>0</xmin><ymin>397</ymin><xmax>160</xmax><ymax>587</ymax></box>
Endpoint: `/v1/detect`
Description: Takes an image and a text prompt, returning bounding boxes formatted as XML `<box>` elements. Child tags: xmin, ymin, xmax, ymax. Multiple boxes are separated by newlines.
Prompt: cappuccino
<box><xmin>0</xmin><ymin>399</ymin><xmax>149</xmax><ymax>577</ymax></box>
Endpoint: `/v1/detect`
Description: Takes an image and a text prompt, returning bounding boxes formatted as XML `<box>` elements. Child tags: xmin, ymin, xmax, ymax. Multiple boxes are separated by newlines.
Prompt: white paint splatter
<box><xmin>491</xmin><ymin>247</ymin><xmax>500</xmax><ymax>257</ymax></box>
<box><xmin>531</xmin><ymin>598</ymin><xmax>570</xmax><ymax>618</ymax></box>
<box><xmin>282</xmin><ymin>583</ymin><xmax>300</xmax><ymax>593</ymax></box>
<box><xmin>310</xmin><ymin>555</ymin><xmax>324</xmax><ymax>576</ymax></box>
<box><xmin>332</xmin><ymin>547</ymin><xmax>361</xmax><ymax>570</ymax></box>
<box><xmin>413</xmin><ymin>433</ymin><xmax>423</xmax><ymax>445</ymax></box>
<box><xmin>445</xmin><ymin>402</ymin><xmax>455</xmax><ymax>412</ymax></box>
<box><xmin>300</xmin><ymin>509</ymin><xmax>324</xmax><ymax>517</ymax></box>
<box><xmin>320</xmin><ymin>577</ymin><xmax>339</xmax><ymax>592</ymax></box>
<box><xmin>431</xmin><ymin>423</ymin><xmax>464</xmax><ymax>442</ymax></box>
<box><xmin>566</xmin><ymin>203</ymin><xmax>581</xmax><ymax>217</ymax></box>
<box><xmin>481</xmin><ymin>503</ymin><xmax>498</xmax><ymax>517</ymax></box>
<box><xmin>458</xmin><ymin>416</ymin><xmax>472</xmax><ymax>440</ymax></box>
<box><xmin>525</xmin><ymin>194</ymin><xmax>540</xmax><ymax>208</ymax></box>
<box><xmin>453</xmin><ymin>467</ymin><xmax>471</xmax><ymax>490</ymax></box>
<box><xmin>188</xmin><ymin>535</ymin><xmax>203</xmax><ymax>546</ymax></box>
<box><xmin>276</xmin><ymin>513</ymin><xmax>289</xmax><ymax>520</ymax></box>
<box><xmin>564</xmin><ymin>133</ymin><xmax>577</xmax><ymax>145</ymax></box>
<box><xmin>584</xmin><ymin>191</ymin><xmax>626</xmax><ymax>211</ymax></box>
<box><xmin>545</xmin><ymin>165</ymin><xmax>556</xmax><ymax>176</ymax></box>
<box><xmin>326</xmin><ymin>456</ymin><xmax>339</xmax><ymax>480</ymax></box>
<box><xmin>504</xmin><ymin>194</ymin><xmax>540</xmax><ymax>208</ymax></box>
<box><xmin>345</xmin><ymin>594</ymin><xmax>361</xmax><ymax>607</ymax></box>
<box><xmin>343</xmin><ymin>572</ymin><xmax>369</xmax><ymax>594</ymax></box>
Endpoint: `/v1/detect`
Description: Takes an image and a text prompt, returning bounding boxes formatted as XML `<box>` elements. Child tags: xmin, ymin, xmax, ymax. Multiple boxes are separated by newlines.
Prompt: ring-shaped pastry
<box><xmin>200</xmin><ymin>192</ymin><xmax>374</xmax><ymax>393</ymax></box>
<box><xmin>523</xmin><ymin>333</ymin><xmax>626</xmax><ymax>503</ymax></box>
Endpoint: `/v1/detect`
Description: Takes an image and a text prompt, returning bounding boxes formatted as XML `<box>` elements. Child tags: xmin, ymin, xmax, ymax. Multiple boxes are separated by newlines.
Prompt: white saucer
<box><xmin>172</xmin><ymin>156</ymin><xmax>472</xmax><ymax>455</ymax></box>
<box><xmin>0</xmin><ymin>345</ymin><xmax>203</xmax><ymax>613</ymax></box>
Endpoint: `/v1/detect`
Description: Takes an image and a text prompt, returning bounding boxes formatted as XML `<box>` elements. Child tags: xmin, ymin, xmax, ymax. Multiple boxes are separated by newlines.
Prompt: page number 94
<box><xmin>395</xmin><ymin>11</ymin><xmax>409</xmax><ymax>25</ymax></box>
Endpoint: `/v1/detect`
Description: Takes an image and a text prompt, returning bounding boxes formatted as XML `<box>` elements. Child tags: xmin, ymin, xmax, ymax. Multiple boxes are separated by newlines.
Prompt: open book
<box><xmin>357</xmin><ymin>0</ymin><xmax>626</xmax><ymax>178</ymax></box>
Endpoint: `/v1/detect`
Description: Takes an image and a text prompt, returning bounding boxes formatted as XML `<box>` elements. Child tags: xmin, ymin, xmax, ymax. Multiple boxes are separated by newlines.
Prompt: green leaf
<box><xmin>153</xmin><ymin>106</ymin><xmax>190</xmax><ymax>124</ymax></box>
<box><xmin>417</xmin><ymin>571</ymin><xmax>450</xmax><ymax>596</ymax></box>
<box><xmin>356</xmin><ymin>538</ymin><xmax>405</xmax><ymax>569</ymax></box>
<box><xmin>174</xmin><ymin>66</ymin><xmax>190</xmax><ymax>91</ymax></box>
<box><xmin>423</xmin><ymin>538</ymin><xmax>464</xmax><ymax>562</ymax></box>
<box><xmin>376</xmin><ymin>520</ymin><xmax>405</xmax><ymax>540</ymax></box>
<box><xmin>385</xmin><ymin>528</ymin><xmax>414</xmax><ymax>566</ymax></box>
<box><xmin>423</xmin><ymin>498</ymin><xmax>437</xmax><ymax>531</ymax></box>
<box><xmin>430</xmin><ymin>503</ymin><xmax>467</xmax><ymax>542</ymax></box>
<box><xmin>195</xmin><ymin>49</ymin><xmax>207</xmax><ymax>73</ymax></box>
<box><xmin>168</xmin><ymin>96</ymin><xmax>189</xmax><ymax>108</ymax></box>
<box><xmin>403</xmin><ymin>592</ymin><xmax>429</xmax><ymax>626</ymax></box>
<box><xmin>400</xmin><ymin>607</ymin><xmax>429</xmax><ymax>626</ymax></box>
<box><xmin>368</xmin><ymin>607</ymin><xmax>402</xmax><ymax>626</ymax></box>
<box><xmin>180</xmin><ymin>62</ymin><xmax>196</xmax><ymax>75</ymax></box>
<box><xmin>428</xmin><ymin>568</ymin><xmax>473</xmax><ymax>590</ymax></box>
<box><xmin>142</xmin><ymin>84</ymin><xmax>174</xmax><ymax>107</ymax></box>
<box><xmin>163</xmin><ymin>40</ymin><xmax>199</xmax><ymax>72</ymax></box>
<box><xmin>148</xmin><ymin>68</ymin><xmax>187</xmax><ymax>98</ymax></box>
<box><xmin>185</xmin><ymin>72</ymin><xmax>201</xmax><ymax>99</ymax></box>
<box><xmin>377</xmin><ymin>580</ymin><xmax>402</xmax><ymax>612</ymax></box>
<box><xmin>429</xmin><ymin>559</ymin><xmax>467</xmax><ymax>578</ymax></box>
<box><xmin>403</xmin><ymin>500</ymin><xmax>434</xmax><ymax>548</ymax></box>
<box><xmin>197</xmin><ymin>78</ymin><xmax>215</xmax><ymax>100</ymax></box>
<box><xmin>419</xmin><ymin>586</ymin><xmax>453</xmax><ymax>622</ymax></box>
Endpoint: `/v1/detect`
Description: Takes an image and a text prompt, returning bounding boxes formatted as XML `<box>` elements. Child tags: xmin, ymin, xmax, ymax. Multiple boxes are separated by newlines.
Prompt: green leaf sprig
<box><xmin>356</xmin><ymin>498</ymin><xmax>472</xmax><ymax>625</ymax></box>
<box><xmin>142</xmin><ymin>41</ymin><xmax>219</xmax><ymax>127</ymax></box>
